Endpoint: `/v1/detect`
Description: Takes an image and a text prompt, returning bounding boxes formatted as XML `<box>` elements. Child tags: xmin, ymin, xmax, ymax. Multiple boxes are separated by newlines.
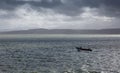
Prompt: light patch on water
<box><xmin>0</xmin><ymin>34</ymin><xmax>120</xmax><ymax>39</ymax></box>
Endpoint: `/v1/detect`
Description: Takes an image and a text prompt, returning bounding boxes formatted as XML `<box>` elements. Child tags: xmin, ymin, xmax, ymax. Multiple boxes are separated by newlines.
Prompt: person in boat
<box><xmin>76</xmin><ymin>47</ymin><xmax>92</xmax><ymax>52</ymax></box>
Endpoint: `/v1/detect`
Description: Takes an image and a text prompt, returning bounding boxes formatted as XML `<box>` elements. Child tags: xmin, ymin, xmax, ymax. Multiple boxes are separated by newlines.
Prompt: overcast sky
<box><xmin>0</xmin><ymin>0</ymin><xmax>120</xmax><ymax>31</ymax></box>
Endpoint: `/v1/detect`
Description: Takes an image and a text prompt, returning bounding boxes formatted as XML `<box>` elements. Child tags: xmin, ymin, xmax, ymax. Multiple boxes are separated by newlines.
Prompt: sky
<box><xmin>0</xmin><ymin>0</ymin><xmax>120</xmax><ymax>31</ymax></box>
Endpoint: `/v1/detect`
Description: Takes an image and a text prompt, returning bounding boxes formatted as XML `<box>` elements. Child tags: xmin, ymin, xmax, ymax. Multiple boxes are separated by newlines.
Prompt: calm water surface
<box><xmin>0</xmin><ymin>34</ymin><xmax>120</xmax><ymax>73</ymax></box>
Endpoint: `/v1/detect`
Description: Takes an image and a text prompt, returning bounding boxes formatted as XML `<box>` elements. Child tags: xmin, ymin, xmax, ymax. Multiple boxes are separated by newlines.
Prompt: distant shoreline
<box><xmin>1</xmin><ymin>28</ymin><xmax>120</xmax><ymax>34</ymax></box>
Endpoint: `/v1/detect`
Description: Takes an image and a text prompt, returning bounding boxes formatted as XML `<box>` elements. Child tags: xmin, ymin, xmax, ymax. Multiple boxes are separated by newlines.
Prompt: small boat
<box><xmin>76</xmin><ymin>47</ymin><xmax>92</xmax><ymax>52</ymax></box>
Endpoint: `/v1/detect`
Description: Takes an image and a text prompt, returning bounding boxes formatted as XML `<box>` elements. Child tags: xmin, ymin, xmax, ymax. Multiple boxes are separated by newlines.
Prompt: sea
<box><xmin>0</xmin><ymin>34</ymin><xmax>120</xmax><ymax>73</ymax></box>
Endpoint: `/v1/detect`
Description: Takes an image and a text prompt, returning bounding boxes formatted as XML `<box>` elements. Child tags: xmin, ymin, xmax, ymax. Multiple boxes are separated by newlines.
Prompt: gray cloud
<box><xmin>0</xmin><ymin>0</ymin><xmax>120</xmax><ymax>31</ymax></box>
<box><xmin>0</xmin><ymin>0</ymin><xmax>120</xmax><ymax>16</ymax></box>
<box><xmin>0</xmin><ymin>0</ymin><xmax>62</xmax><ymax>9</ymax></box>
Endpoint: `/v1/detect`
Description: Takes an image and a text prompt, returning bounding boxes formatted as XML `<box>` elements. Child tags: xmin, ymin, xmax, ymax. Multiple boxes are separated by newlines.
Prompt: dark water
<box><xmin>0</xmin><ymin>35</ymin><xmax>120</xmax><ymax>73</ymax></box>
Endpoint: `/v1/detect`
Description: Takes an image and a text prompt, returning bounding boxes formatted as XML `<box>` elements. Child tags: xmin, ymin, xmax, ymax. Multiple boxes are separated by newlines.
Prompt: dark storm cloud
<box><xmin>0</xmin><ymin>0</ymin><xmax>120</xmax><ymax>17</ymax></box>
<box><xmin>60</xmin><ymin>0</ymin><xmax>120</xmax><ymax>17</ymax></box>
<box><xmin>0</xmin><ymin>0</ymin><xmax>62</xmax><ymax>10</ymax></box>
